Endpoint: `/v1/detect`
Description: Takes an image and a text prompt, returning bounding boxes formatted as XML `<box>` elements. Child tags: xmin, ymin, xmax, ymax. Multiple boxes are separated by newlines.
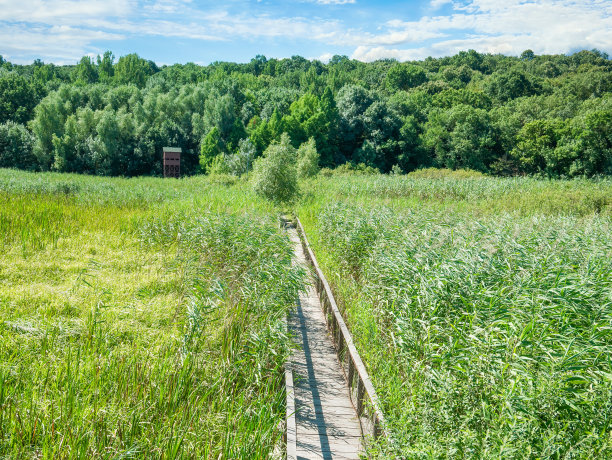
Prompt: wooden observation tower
<box><xmin>163</xmin><ymin>147</ymin><xmax>181</xmax><ymax>178</ymax></box>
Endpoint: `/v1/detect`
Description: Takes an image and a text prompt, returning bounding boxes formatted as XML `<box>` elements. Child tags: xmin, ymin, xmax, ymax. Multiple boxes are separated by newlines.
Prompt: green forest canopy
<box><xmin>0</xmin><ymin>49</ymin><xmax>610</xmax><ymax>177</ymax></box>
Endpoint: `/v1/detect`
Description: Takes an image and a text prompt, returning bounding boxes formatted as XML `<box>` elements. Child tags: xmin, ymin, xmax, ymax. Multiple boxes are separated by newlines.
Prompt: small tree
<box><xmin>0</xmin><ymin>73</ymin><xmax>37</xmax><ymax>124</ymax></box>
<box><xmin>226</xmin><ymin>138</ymin><xmax>256</xmax><ymax>176</ymax></box>
<box><xmin>297</xmin><ymin>137</ymin><xmax>320</xmax><ymax>178</ymax></box>
<box><xmin>252</xmin><ymin>133</ymin><xmax>298</xmax><ymax>203</ymax></box>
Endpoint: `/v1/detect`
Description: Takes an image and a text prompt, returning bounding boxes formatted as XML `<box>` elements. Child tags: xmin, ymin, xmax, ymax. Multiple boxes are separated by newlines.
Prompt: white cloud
<box><xmin>313</xmin><ymin>52</ymin><xmax>335</xmax><ymax>62</ymax></box>
<box><xmin>144</xmin><ymin>0</ymin><xmax>193</xmax><ymax>15</ymax></box>
<box><xmin>0</xmin><ymin>0</ymin><xmax>610</xmax><ymax>63</ymax></box>
<box><xmin>196</xmin><ymin>11</ymin><xmax>342</xmax><ymax>41</ymax></box>
<box><xmin>0</xmin><ymin>0</ymin><xmax>345</xmax><ymax>62</ymax></box>
<box><xmin>0</xmin><ymin>23</ymin><xmax>124</xmax><ymax>63</ymax></box>
<box><xmin>350</xmin><ymin>0</ymin><xmax>612</xmax><ymax>61</ymax></box>
<box><xmin>430</xmin><ymin>0</ymin><xmax>452</xmax><ymax>9</ymax></box>
<box><xmin>0</xmin><ymin>0</ymin><xmax>134</xmax><ymax>61</ymax></box>
<box><xmin>352</xmin><ymin>45</ymin><xmax>433</xmax><ymax>62</ymax></box>
<box><xmin>0</xmin><ymin>0</ymin><xmax>134</xmax><ymax>23</ymax></box>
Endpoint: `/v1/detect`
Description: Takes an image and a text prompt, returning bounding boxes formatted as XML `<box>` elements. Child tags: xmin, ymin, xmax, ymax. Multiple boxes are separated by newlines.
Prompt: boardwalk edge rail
<box><xmin>280</xmin><ymin>216</ymin><xmax>298</xmax><ymax>460</ymax></box>
<box><xmin>294</xmin><ymin>216</ymin><xmax>390</xmax><ymax>443</ymax></box>
<box><xmin>282</xmin><ymin>299</ymin><xmax>297</xmax><ymax>459</ymax></box>
<box><xmin>285</xmin><ymin>361</ymin><xmax>297</xmax><ymax>460</ymax></box>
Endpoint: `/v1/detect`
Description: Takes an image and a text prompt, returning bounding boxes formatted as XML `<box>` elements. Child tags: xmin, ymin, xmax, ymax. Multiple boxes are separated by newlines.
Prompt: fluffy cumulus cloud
<box><xmin>352</xmin><ymin>0</ymin><xmax>612</xmax><ymax>61</ymax></box>
<box><xmin>0</xmin><ymin>0</ymin><xmax>346</xmax><ymax>62</ymax></box>
<box><xmin>0</xmin><ymin>23</ymin><xmax>124</xmax><ymax>62</ymax></box>
<box><xmin>0</xmin><ymin>0</ymin><xmax>610</xmax><ymax>63</ymax></box>
<box><xmin>313</xmin><ymin>52</ymin><xmax>335</xmax><ymax>62</ymax></box>
<box><xmin>0</xmin><ymin>0</ymin><xmax>131</xmax><ymax>61</ymax></box>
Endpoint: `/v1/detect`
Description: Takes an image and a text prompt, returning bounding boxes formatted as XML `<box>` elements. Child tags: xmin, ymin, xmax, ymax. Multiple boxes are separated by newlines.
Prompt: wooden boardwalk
<box><xmin>287</xmin><ymin>225</ymin><xmax>362</xmax><ymax>460</ymax></box>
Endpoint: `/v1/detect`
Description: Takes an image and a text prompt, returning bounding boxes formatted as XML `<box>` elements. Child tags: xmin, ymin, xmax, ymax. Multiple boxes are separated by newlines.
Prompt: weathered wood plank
<box><xmin>286</xmin><ymin>225</ymin><xmax>363</xmax><ymax>459</ymax></box>
<box><xmin>286</xmin><ymin>365</ymin><xmax>297</xmax><ymax>460</ymax></box>
<box><xmin>294</xmin><ymin>217</ymin><xmax>390</xmax><ymax>441</ymax></box>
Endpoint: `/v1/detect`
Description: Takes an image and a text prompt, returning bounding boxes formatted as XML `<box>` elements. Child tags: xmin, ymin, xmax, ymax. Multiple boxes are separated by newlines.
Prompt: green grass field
<box><xmin>0</xmin><ymin>170</ymin><xmax>303</xmax><ymax>458</ymax></box>
<box><xmin>2</xmin><ymin>168</ymin><xmax>611</xmax><ymax>458</ymax></box>
<box><xmin>298</xmin><ymin>172</ymin><xmax>612</xmax><ymax>458</ymax></box>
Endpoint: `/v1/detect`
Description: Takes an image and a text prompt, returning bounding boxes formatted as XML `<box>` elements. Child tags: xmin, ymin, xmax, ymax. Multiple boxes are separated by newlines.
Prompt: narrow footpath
<box><xmin>286</xmin><ymin>224</ymin><xmax>363</xmax><ymax>460</ymax></box>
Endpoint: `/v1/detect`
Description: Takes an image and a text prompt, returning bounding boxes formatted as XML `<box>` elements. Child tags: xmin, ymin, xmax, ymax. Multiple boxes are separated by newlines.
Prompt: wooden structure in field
<box><xmin>163</xmin><ymin>147</ymin><xmax>181</xmax><ymax>178</ymax></box>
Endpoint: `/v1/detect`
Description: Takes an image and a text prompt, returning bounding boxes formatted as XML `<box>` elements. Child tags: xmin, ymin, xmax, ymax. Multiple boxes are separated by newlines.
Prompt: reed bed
<box><xmin>0</xmin><ymin>169</ymin><xmax>302</xmax><ymax>458</ymax></box>
<box><xmin>299</xmin><ymin>173</ymin><xmax>612</xmax><ymax>458</ymax></box>
<box><xmin>305</xmin><ymin>173</ymin><xmax>612</xmax><ymax>217</ymax></box>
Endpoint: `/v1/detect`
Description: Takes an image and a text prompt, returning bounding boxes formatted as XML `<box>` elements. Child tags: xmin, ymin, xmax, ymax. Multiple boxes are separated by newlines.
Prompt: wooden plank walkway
<box><xmin>287</xmin><ymin>225</ymin><xmax>363</xmax><ymax>460</ymax></box>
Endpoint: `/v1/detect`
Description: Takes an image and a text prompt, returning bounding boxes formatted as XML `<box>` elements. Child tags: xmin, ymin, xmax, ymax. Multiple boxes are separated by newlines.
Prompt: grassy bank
<box><xmin>298</xmin><ymin>172</ymin><xmax>612</xmax><ymax>458</ymax></box>
<box><xmin>0</xmin><ymin>169</ymin><xmax>302</xmax><ymax>458</ymax></box>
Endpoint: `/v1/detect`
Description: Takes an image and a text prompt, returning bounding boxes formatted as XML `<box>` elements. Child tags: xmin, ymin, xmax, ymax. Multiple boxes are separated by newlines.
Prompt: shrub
<box><xmin>332</xmin><ymin>162</ymin><xmax>380</xmax><ymax>175</ymax></box>
<box><xmin>207</xmin><ymin>154</ymin><xmax>230</xmax><ymax>175</ymax></box>
<box><xmin>297</xmin><ymin>137</ymin><xmax>320</xmax><ymax>178</ymax></box>
<box><xmin>208</xmin><ymin>173</ymin><xmax>238</xmax><ymax>187</ymax></box>
<box><xmin>251</xmin><ymin>133</ymin><xmax>298</xmax><ymax>203</ymax></box>
<box><xmin>406</xmin><ymin>167</ymin><xmax>485</xmax><ymax>179</ymax></box>
<box><xmin>226</xmin><ymin>138</ymin><xmax>256</xmax><ymax>176</ymax></box>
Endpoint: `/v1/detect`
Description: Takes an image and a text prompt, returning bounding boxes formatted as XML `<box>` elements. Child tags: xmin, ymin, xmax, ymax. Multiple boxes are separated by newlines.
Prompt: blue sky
<box><xmin>0</xmin><ymin>0</ymin><xmax>610</xmax><ymax>65</ymax></box>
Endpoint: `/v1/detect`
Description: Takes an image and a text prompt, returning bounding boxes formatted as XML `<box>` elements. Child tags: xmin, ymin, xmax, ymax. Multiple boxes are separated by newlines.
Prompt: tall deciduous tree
<box><xmin>1</xmin><ymin>49</ymin><xmax>609</xmax><ymax>178</ymax></box>
<box><xmin>73</xmin><ymin>56</ymin><xmax>98</xmax><ymax>85</ymax></box>
<box><xmin>485</xmin><ymin>70</ymin><xmax>541</xmax><ymax>102</ymax></box>
<box><xmin>511</xmin><ymin>119</ymin><xmax>564</xmax><ymax>175</ymax></box>
<box><xmin>0</xmin><ymin>73</ymin><xmax>37</xmax><ymax>124</ymax></box>
<box><xmin>97</xmin><ymin>51</ymin><xmax>115</xmax><ymax>82</ymax></box>
<box><xmin>114</xmin><ymin>54</ymin><xmax>155</xmax><ymax>87</ymax></box>
<box><xmin>336</xmin><ymin>84</ymin><xmax>373</xmax><ymax>158</ymax></box>
<box><xmin>386</xmin><ymin>64</ymin><xmax>427</xmax><ymax>91</ymax></box>
<box><xmin>422</xmin><ymin>105</ymin><xmax>499</xmax><ymax>172</ymax></box>
<box><xmin>0</xmin><ymin>122</ymin><xmax>36</xmax><ymax>170</ymax></box>
<box><xmin>199</xmin><ymin>127</ymin><xmax>222</xmax><ymax>173</ymax></box>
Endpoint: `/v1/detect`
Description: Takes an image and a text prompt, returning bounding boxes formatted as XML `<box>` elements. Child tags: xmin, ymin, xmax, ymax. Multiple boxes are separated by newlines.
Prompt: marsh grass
<box><xmin>0</xmin><ymin>169</ymin><xmax>303</xmax><ymax>458</ymax></box>
<box><xmin>298</xmin><ymin>174</ymin><xmax>612</xmax><ymax>458</ymax></box>
<box><xmin>301</xmin><ymin>174</ymin><xmax>612</xmax><ymax>217</ymax></box>
<box><xmin>4</xmin><ymin>168</ymin><xmax>610</xmax><ymax>458</ymax></box>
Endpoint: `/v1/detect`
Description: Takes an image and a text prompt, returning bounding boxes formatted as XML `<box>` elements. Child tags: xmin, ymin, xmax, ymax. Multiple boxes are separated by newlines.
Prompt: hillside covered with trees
<box><xmin>0</xmin><ymin>49</ymin><xmax>610</xmax><ymax>177</ymax></box>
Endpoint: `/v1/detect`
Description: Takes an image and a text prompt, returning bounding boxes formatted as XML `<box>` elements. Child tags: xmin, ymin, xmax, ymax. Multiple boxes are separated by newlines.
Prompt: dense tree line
<box><xmin>0</xmin><ymin>49</ymin><xmax>610</xmax><ymax>177</ymax></box>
